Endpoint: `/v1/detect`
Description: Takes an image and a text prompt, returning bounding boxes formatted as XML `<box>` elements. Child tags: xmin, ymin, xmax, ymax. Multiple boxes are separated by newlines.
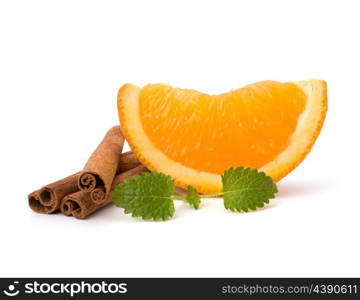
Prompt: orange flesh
<box><xmin>139</xmin><ymin>81</ymin><xmax>306</xmax><ymax>174</ymax></box>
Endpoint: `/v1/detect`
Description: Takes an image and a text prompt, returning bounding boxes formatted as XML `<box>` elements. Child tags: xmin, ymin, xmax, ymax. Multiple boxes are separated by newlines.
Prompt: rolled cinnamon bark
<box><xmin>28</xmin><ymin>173</ymin><xmax>80</xmax><ymax>214</ymax></box>
<box><xmin>28</xmin><ymin>151</ymin><xmax>139</xmax><ymax>214</ymax></box>
<box><xmin>78</xmin><ymin>126</ymin><xmax>125</xmax><ymax>204</ymax></box>
<box><xmin>60</xmin><ymin>191</ymin><xmax>104</xmax><ymax>219</ymax></box>
<box><xmin>61</xmin><ymin>165</ymin><xmax>148</xmax><ymax>219</ymax></box>
<box><xmin>90</xmin><ymin>188</ymin><xmax>106</xmax><ymax>204</ymax></box>
<box><xmin>116</xmin><ymin>151</ymin><xmax>141</xmax><ymax>174</ymax></box>
<box><xmin>111</xmin><ymin>165</ymin><xmax>148</xmax><ymax>190</ymax></box>
<box><xmin>38</xmin><ymin>173</ymin><xmax>80</xmax><ymax>213</ymax></box>
<box><xmin>28</xmin><ymin>190</ymin><xmax>54</xmax><ymax>214</ymax></box>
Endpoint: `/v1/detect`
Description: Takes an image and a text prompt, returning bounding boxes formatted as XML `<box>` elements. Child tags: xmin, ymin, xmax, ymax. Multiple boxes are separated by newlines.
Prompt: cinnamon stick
<box><xmin>29</xmin><ymin>173</ymin><xmax>80</xmax><ymax>214</ymax></box>
<box><xmin>116</xmin><ymin>151</ymin><xmax>141</xmax><ymax>174</ymax></box>
<box><xmin>61</xmin><ymin>165</ymin><xmax>148</xmax><ymax>219</ymax></box>
<box><xmin>111</xmin><ymin>165</ymin><xmax>148</xmax><ymax>190</ymax></box>
<box><xmin>60</xmin><ymin>191</ymin><xmax>104</xmax><ymax>219</ymax></box>
<box><xmin>78</xmin><ymin>126</ymin><xmax>124</xmax><ymax>204</ymax></box>
<box><xmin>28</xmin><ymin>151</ymin><xmax>140</xmax><ymax>214</ymax></box>
<box><xmin>28</xmin><ymin>191</ymin><xmax>53</xmax><ymax>214</ymax></box>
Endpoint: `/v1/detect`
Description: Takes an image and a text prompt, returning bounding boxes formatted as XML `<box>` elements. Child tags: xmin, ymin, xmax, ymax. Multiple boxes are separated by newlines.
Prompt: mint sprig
<box><xmin>111</xmin><ymin>167</ymin><xmax>277</xmax><ymax>221</ymax></box>
<box><xmin>185</xmin><ymin>186</ymin><xmax>201</xmax><ymax>209</ymax></box>
<box><xmin>222</xmin><ymin>167</ymin><xmax>278</xmax><ymax>212</ymax></box>
<box><xmin>112</xmin><ymin>172</ymin><xmax>175</xmax><ymax>221</ymax></box>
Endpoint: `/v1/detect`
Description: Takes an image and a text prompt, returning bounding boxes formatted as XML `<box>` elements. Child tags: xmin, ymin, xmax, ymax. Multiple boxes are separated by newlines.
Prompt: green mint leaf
<box><xmin>185</xmin><ymin>186</ymin><xmax>201</xmax><ymax>209</ymax></box>
<box><xmin>111</xmin><ymin>172</ymin><xmax>175</xmax><ymax>221</ymax></box>
<box><xmin>222</xmin><ymin>167</ymin><xmax>277</xmax><ymax>212</ymax></box>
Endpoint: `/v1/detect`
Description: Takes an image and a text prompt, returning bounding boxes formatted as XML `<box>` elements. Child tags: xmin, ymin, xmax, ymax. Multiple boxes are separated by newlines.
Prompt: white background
<box><xmin>0</xmin><ymin>0</ymin><xmax>359</xmax><ymax>277</ymax></box>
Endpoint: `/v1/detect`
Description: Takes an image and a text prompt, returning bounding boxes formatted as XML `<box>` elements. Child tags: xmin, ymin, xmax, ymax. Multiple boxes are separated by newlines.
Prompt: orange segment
<box><xmin>140</xmin><ymin>81</ymin><xmax>306</xmax><ymax>174</ymax></box>
<box><xmin>118</xmin><ymin>80</ymin><xmax>327</xmax><ymax>193</ymax></box>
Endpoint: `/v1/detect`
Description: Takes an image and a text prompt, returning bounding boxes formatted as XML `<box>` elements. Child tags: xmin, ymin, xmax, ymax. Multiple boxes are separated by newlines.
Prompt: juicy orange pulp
<box><xmin>139</xmin><ymin>81</ymin><xmax>306</xmax><ymax>174</ymax></box>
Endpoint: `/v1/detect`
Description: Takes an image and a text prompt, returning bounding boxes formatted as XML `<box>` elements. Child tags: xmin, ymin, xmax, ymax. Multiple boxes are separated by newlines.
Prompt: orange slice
<box><xmin>118</xmin><ymin>80</ymin><xmax>327</xmax><ymax>193</ymax></box>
